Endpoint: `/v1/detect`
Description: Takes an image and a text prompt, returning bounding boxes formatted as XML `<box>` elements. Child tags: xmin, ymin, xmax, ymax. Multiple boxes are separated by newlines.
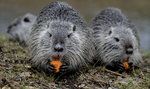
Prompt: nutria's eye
<box><xmin>24</xmin><ymin>17</ymin><xmax>30</xmax><ymax>22</ymax></box>
<box><xmin>49</xmin><ymin>33</ymin><xmax>52</xmax><ymax>37</ymax></box>
<box><xmin>73</xmin><ymin>25</ymin><xmax>76</xmax><ymax>31</ymax></box>
<box><xmin>67</xmin><ymin>33</ymin><xmax>72</xmax><ymax>38</ymax></box>
<box><xmin>114</xmin><ymin>37</ymin><xmax>120</xmax><ymax>42</ymax></box>
<box><xmin>109</xmin><ymin>30</ymin><xmax>112</xmax><ymax>35</ymax></box>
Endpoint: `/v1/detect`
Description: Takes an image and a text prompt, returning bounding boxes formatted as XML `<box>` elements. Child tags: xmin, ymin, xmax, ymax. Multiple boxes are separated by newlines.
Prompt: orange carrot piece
<box><xmin>123</xmin><ymin>62</ymin><xmax>130</xmax><ymax>70</ymax></box>
<box><xmin>50</xmin><ymin>60</ymin><xmax>62</xmax><ymax>72</ymax></box>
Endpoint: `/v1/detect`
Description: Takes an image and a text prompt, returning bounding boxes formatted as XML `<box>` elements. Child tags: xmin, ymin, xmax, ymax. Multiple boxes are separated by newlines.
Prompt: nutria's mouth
<box><xmin>52</xmin><ymin>55</ymin><xmax>62</xmax><ymax>60</ymax></box>
<box><xmin>122</xmin><ymin>57</ymin><xmax>129</xmax><ymax>62</ymax></box>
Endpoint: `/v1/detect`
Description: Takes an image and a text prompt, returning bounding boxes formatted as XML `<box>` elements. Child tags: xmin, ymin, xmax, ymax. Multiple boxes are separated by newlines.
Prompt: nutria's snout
<box><xmin>54</xmin><ymin>43</ymin><xmax>64</xmax><ymax>52</ymax></box>
<box><xmin>52</xmin><ymin>42</ymin><xmax>65</xmax><ymax>58</ymax></box>
<box><xmin>125</xmin><ymin>44</ymin><xmax>133</xmax><ymax>55</ymax></box>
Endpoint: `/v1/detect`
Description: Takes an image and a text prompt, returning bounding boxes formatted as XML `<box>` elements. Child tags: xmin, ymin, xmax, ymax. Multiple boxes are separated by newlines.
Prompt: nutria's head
<box><xmin>33</xmin><ymin>20</ymin><xmax>86</xmax><ymax>64</ymax></box>
<box><xmin>7</xmin><ymin>13</ymin><xmax>36</xmax><ymax>42</ymax></box>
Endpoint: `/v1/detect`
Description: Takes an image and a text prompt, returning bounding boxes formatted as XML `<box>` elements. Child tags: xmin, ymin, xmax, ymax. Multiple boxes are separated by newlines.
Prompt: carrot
<box><xmin>122</xmin><ymin>57</ymin><xmax>130</xmax><ymax>70</ymax></box>
<box><xmin>50</xmin><ymin>60</ymin><xmax>62</xmax><ymax>72</ymax></box>
<box><xmin>123</xmin><ymin>62</ymin><xmax>130</xmax><ymax>70</ymax></box>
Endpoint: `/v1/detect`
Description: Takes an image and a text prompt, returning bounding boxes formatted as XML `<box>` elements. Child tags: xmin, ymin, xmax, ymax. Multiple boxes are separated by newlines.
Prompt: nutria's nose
<box><xmin>54</xmin><ymin>43</ymin><xmax>63</xmax><ymax>52</ymax></box>
<box><xmin>114</xmin><ymin>37</ymin><xmax>120</xmax><ymax>42</ymax></box>
<box><xmin>125</xmin><ymin>44</ymin><xmax>133</xmax><ymax>55</ymax></box>
<box><xmin>126</xmin><ymin>48</ymin><xmax>133</xmax><ymax>54</ymax></box>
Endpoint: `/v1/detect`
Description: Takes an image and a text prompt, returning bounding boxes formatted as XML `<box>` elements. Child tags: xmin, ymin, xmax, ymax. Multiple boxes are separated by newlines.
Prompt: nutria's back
<box><xmin>36</xmin><ymin>1</ymin><xmax>87</xmax><ymax>29</ymax></box>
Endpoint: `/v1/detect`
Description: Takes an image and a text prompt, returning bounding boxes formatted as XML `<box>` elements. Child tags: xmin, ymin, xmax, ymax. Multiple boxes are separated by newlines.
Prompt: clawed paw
<box><xmin>128</xmin><ymin>62</ymin><xmax>133</xmax><ymax>68</ymax></box>
<box><xmin>48</xmin><ymin>64</ymin><xmax>56</xmax><ymax>73</ymax></box>
<box><xmin>59</xmin><ymin>63</ymin><xmax>69</xmax><ymax>74</ymax></box>
<box><xmin>117</xmin><ymin>62</ymin><xmax>126</xmax><ymax>73</ymax></box>
<box><xmin>115</xmin><ymin>61</ymin><xmax>134</xmax><ymax>73</ymax></box>
<box><xmin>113</xmin><ymin>61</ymin><xmax>125</xmax><ymax>73</ymax></box>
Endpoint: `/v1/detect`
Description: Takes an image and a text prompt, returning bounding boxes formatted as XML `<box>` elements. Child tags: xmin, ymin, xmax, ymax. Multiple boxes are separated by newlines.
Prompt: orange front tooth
<box><xmin>52</xmin><ymin>56</ymin><xmax>61</xmax><ymax>59</ymax></box>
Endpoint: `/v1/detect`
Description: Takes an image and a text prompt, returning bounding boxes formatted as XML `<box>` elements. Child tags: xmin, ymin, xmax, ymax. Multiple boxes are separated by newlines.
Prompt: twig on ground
<box><xmin>103</xmin><ymin>69</ymin><xmax>127</xmax><ymax>78</ymax></box>
<box><xmin>84</xmin><ymin>74</ymin><xmax>110</xmax><ymax>87</ymax></box>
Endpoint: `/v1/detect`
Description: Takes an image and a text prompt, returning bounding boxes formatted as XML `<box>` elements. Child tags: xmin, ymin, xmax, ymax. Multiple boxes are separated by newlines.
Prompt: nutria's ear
<box><xmin>24</xmin><ymin>17</ymin><xmax>30</xmax><ymax>22</ymax></box>
<box><xmin>73</xmin><ymin>25</ymin><xmax>76</xmax><ymax>31</ymax></box>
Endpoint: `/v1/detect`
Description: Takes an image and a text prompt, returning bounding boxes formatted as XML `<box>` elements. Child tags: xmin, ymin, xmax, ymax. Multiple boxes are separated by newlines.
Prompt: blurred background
<box><xmin>0</xmin><ymin>0</ymin><xmax>150</xmax><ymax>51</ymax></box>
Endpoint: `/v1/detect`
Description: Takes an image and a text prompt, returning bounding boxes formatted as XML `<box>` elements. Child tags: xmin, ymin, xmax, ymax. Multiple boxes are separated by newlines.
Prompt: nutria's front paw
<box><xmin>117</xmin><ymin>62</ymin><xmax>126</xmax><ymax>73</ymax></box>
<box><xmin>126</xmin><ymin>62</ymin><xmax>134</xmax><ymax>73</ymax></box>
<box><xmin>59</xmin><ymin>63</ymin><xmax>69</xmax><ymax>74</ymax></box>
<box><xmin>118</xmin><ymin>62</ymin><xmax>134</xmax><ymax>73</ymax></box>
<box><xmin>106</xmin><ymin>61</ymin><xmax>125</xmax><ymax>73</ymax></box>
<box><xmin>128</xmin><ymin>62</ymin><xmax>133</xmax><ymax>68</ymax></box>
<box><xmin>48</xmin><ymin>64</ymin><xmax>56</xmax><ymax>73</ymax></box>
<box><xmin>111</xmin><ymin>61</ymin><xmax>125</xmax><ymax>73</ymax></box>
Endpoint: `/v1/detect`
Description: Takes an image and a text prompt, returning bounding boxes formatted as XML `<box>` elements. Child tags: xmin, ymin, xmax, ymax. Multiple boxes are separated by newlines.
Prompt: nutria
<box><xmin>28</xmin><ymin>1</ymin><xmax>95</xmax><ymax>77</ymax></box>
<box><xmin>91</xmin><ymin>7</ymin><xmax>142</xmax><ymax>72</ymax></box>
<box><xmin>7</xmin><ymin>13</ymin><xmax>36</xmax><ymax>43</ymax></box>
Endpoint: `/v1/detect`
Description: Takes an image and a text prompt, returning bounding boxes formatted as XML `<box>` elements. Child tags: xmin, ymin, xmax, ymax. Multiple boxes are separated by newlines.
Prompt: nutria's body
<box><xmin>7</xmin><ymin>13</ymin><xmax>36</xmax><ymax>43</ymax></box>
<box><xmin>91</xmin><ymin>8</ymin><xmax>142</xmax><ymax>72</ymax></box>
<box><xmin>28</xmin><ymin>1</ymin><xmax>95</xmax><ymax>77</ymax></box>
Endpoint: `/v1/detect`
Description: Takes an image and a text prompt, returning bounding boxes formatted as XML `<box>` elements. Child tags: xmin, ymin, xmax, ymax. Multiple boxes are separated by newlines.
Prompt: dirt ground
<box><xmin>0</xmin><ymin>33</ymin><xmax>149</xmax><ymax>89</ymax></box>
